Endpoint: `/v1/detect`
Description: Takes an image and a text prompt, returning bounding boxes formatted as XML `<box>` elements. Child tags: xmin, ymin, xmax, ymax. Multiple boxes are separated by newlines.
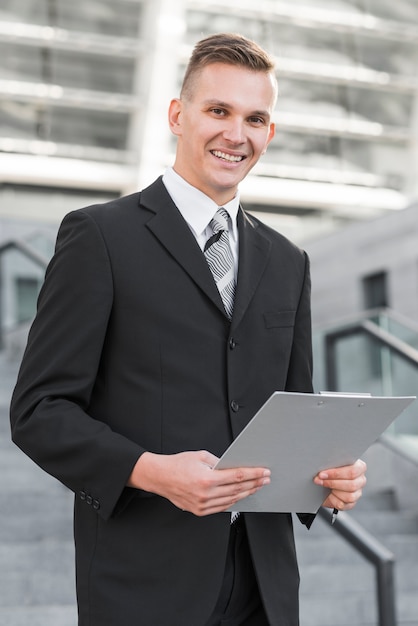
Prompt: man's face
<box><xmin>169</xmin><ymin>62</ymin><xmax>276</xmax><ymax>206</ymax></box>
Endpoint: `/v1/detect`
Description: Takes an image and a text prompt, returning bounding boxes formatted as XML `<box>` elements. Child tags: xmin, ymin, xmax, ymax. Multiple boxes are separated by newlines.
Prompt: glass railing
<box><xmin>313</xmin><ymin>308</ymin><xmax>418</xmax><ymax>439</ymax></box>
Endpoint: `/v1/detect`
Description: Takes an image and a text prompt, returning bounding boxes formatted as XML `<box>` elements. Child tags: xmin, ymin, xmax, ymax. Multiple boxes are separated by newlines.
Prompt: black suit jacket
<box><xmin>10</xmin><ymin>177</ymin><xmax>314</xmax><ymax>626</ymax></box>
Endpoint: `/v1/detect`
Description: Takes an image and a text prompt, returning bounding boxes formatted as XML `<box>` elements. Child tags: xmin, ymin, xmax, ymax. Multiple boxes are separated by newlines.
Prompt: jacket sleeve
<box><xmin>10</xmin><ymin>209</ymin><xmax>144</xmax><ymax>521</ymax></box>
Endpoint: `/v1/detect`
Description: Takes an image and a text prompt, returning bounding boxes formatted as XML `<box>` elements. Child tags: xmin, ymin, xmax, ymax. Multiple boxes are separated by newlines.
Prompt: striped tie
<box><xmin>204</xmin><ymin>208</ymin><xmax>236</xmax><ymax>319</ymax></box>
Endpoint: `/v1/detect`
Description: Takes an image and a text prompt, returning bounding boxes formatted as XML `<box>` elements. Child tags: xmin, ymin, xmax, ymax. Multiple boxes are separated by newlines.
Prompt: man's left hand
<box><xmin>314</xmin><ymin>459</ymin><xmax>367</xmax><ymax>511</ymax></box>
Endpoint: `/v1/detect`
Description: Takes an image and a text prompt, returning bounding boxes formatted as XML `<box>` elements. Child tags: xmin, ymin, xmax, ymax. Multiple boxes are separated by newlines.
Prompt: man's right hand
<box><xmin>127</xmin><ymin>450</ymin><xmax>270</xmax><ymax>516</ymax></box>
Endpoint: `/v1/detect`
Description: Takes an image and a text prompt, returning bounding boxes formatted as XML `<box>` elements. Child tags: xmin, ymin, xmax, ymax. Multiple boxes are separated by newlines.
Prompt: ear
<box><xmin>168</xmin><ymin>98</ymin><xmax>183</xmax><ymax>136</ymax></box>
<box><xmin>260</xmin><ymin>122</ymin><xmax>275</xmax><ymax>156</ymax></box>
<box><xmin>266</xmin><ymin>122</ymin><xmax>275</xmax><ymax>148</ymax></box>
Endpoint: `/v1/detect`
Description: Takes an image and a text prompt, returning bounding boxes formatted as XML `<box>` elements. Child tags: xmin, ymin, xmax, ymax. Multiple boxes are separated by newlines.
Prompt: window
<box><xmin>362</xmin><ymin>271</ymin><xmax>388</xmax><ymax>310</ymax></box>
<box><xmin>15</xmin><ymin>277</ymin><xmax>41</xmax><ymax>323</ymax></box>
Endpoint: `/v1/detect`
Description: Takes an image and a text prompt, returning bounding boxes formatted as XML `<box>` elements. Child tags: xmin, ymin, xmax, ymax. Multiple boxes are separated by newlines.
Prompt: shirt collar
<box><xmin>162</xmin><ymin>167</ymin><xmax>240</xmax><ymax>239</ymax></box>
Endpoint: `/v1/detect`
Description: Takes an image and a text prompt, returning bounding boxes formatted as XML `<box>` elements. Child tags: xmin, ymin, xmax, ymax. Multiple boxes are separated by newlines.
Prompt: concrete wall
<box><xmin>305</xmin><ymin>203</ymin><xmax>418</xmax><ymax>329</ymax></box>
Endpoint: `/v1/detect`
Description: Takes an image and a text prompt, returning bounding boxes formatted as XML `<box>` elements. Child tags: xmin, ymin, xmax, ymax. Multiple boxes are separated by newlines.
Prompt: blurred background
<box><xmin>0</xmin><ymin>1</ymin><xmax>418</xmax><ymax>625</ymax></box>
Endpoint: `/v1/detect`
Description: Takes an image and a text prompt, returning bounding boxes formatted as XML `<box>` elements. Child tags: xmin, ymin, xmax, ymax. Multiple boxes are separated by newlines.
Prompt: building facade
<box><xmin>1</xmin><ymin>0</ymin><xmax>418</xmax><ymax>336</ymax></box>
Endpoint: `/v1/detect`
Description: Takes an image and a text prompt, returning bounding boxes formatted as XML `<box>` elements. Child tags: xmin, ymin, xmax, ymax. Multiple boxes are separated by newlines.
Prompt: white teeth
<box><xmin>212</xmin><ymin>150</ymin><xmax>243</xmax><ymax>162</ymax></box>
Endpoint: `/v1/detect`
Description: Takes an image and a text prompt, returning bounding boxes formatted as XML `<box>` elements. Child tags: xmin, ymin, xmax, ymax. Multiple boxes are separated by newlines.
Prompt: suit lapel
<box><xmin>232</xmin><ymin>209</ymin><xmax>272</xmax><ymax>328</ymax></box>
<box><xmin>139</xmin><ymin>178</ymin><xmax>226</xmax><ymax>316</ymax></box>
<box><xmin>139</xmin><ymin>179</ymin><xmax>272</xmax><ymax>323</ymax></box>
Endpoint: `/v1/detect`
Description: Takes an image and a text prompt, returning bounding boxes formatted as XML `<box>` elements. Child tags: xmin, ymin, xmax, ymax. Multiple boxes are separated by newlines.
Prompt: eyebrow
<box><xmin>203</xmin><ymin>99</ymin><xmax>271</xmax><ymax>119</ymax></box>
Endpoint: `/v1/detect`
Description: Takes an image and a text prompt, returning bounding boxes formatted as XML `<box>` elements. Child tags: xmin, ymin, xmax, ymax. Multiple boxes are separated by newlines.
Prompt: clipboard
<box><xmin>215</xmin><ymin>392</ymin><xmax>415</xmax><ymax>513</ymax></box>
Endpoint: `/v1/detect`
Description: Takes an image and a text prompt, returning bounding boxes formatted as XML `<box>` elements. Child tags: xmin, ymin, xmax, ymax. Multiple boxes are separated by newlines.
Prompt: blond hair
<box><xmin>180</xmin><ymin>33</ymin><xmax>278</xmax><ymax>102</ymax></box>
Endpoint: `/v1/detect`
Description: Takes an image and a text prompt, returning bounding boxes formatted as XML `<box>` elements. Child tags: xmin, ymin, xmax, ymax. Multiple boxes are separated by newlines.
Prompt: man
<box><xmin>10</xmin><ymin>33</ymin><xmax>366</xmax><ymax>625</ymax></box>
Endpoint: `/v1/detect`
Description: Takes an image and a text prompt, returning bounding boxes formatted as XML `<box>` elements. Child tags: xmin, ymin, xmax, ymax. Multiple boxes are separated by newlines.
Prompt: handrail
<box><xmin>323</xmin><ymin>315</ymin><xmax>418</xmax><ymax>390</ymax></box>
<box><xmin>360</xmin><ymin>319</ymin><xmax>418</xmax><ymax>365</ymax></box>
<box><xmin>318</xmin><ymin>507</ymin><xmax>397</xmax><ymax>626</ymax></box>
<box><xmin>0</xmin><ymin>239</ymin><xmax>49</xmax><ymax>350</ymax></box>
<box><xmin>315</xmin><ymin>307</ymin><xmax>418</xmax><ymax>336</ymax></box>
<box><xmin>379</xmin><ymin>432</ymin><xmax>418</xmax><ymax>468</ymax></box>
<box><xmin>0</xmin><ymin>238</ymin><xmax>50</xmax><ymax>268</ymax></box>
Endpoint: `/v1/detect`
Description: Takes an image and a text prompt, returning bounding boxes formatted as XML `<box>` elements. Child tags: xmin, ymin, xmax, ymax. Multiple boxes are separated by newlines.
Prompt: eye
<box><xmin>210</xmin><ymin>108</ymin><xmax>226</xmax><ymax>116</ymax></box>
<box><xmin>248</xmin><ymin>116</ymin><xmax>265</xmax><ymax>125</ymax></box>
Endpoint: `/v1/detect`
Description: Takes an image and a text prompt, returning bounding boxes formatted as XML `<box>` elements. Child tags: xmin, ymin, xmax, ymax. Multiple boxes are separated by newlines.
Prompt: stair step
<box><xmin>0</xmin><ymin>446</ymin><xmax>63</xmax><ymax>494</ymax></box>
<box><xmin>295</xmin><ymin>532</ymin><xmax>418</xmax><ymax>564</ymax></box>
<box><xmin>299</xmin><ymin>560</ymin><xmax>417</xmax><ymax>592</ymax></box>
<box><xmin>299</xmin><ymin>589</ymin><xmax>378</xmax><ymax>625</ymax></box>
<box><xmin>0</xmin><ymin>538</ymin><xmax>74</xmax><ymax>568</ymax></box>
<box><xmin>351</xmin><ymin>510</ymin><xmax>418</xmax><ymax>536</ymax></box>
<box><xmin>384</xmin><ymin>534</ymin><xmax>418</xmax><ymax>561</ymax></box>
<box><xmin>0</xmin><ymin>410</ymin><xmax>12</xmax><ymax>443</ymax></box>
<box><xmin>0</xmin><ymin>606</ymin><xmax>77</xmax><ymax>626</ymax></box>
<box><xmin>299</xmin><ymin>589</ymin><xmax>418</xmax><ymax>626</ymax></box>
<box><xmin>398</xmin><ymin>592</ymin><xmax>418</xmax><ymax>625</ymax></box>
<box><xmin>299</xmin><ymin>562</ymin><xmax>375</xmax><ymax>593</ymax></box>
<box><xmin>350</xmin><ymin>488</ymin><xmax>398</xmax><ymax>511</ymax></box>
<box><xmin>0</xmin><ymin>493</ymin><xmax>73</xmax><ymax>542</ymax></box>
<box><xmin>0</xmin><ymin>541</ymin><xmax>75</xmax><ymax>606</ymax></box>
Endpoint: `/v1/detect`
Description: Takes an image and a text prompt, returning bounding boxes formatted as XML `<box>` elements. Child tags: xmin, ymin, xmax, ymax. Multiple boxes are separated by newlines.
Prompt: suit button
<box><xmin>79</xmin><ymin>491</ymin><xmax>86</xmax><ymax>500</ymax></box>
<box><xmin>86</xmin><ymin>495</ymin><xmax>93</xmax><ymax>505</ymax></box>
<box><xmin>230</xmin><ymin>400</ymin><xmax>239</xmax><ymax>412</ymax></box>
<box><xmin>93</xmin><ymin>499</ymin><xmax>100</xmax><ymax>510</ymax></box>
<box><xmin>229</xmin><ymin>338</ymin><xmax>237</xmax><ymax>350</ymax></box>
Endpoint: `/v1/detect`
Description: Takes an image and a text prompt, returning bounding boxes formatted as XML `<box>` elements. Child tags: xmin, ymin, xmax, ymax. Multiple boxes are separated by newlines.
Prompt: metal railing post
<box><xmin>318</xmin><ymin>507</ymin><xmax>397</xmax><ymax>626</ymax></box>
<box><xmin>376</xmin><ymin>558</ymin><xmax>396</xmax><ymax>626</ymax></box>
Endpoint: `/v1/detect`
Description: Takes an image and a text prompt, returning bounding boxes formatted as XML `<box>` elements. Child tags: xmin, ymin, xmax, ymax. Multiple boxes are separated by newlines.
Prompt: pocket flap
<box><xmin>264</xmin><ymin>310</ymin><xmax>296</xmax><ymax>328</ymax></box>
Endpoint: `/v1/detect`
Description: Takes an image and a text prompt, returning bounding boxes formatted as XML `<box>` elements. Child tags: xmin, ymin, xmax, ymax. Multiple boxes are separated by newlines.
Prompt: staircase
<box><xmin>0</xmin><ymin>355</ymin><xmax>77</xmax><ymax>626</ymax></box>
<box><xmin>295</xmin><ymin>489</ymin><xmax>418</xmax><ymax>626</ymax></box>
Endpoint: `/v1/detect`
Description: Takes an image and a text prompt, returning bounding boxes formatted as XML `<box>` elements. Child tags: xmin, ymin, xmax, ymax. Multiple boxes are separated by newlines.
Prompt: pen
<box><xmin>331</xmin><ymin>508</ymin><xmax>338</xmax><ymax>525</ymax></box>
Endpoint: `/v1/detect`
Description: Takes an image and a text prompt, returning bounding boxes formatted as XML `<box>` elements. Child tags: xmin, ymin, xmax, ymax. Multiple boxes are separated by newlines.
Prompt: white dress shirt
<box><xmin>162</xmin><ymin>167</ymin><xmax>240</xmax><ymax>279</ymax></box>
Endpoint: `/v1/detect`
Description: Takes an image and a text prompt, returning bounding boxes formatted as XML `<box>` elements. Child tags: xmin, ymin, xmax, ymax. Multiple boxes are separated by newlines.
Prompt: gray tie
<box><xmin>204</xmin><ymin>208</ymin><xmax>236</xmax><ymax>319</ymax></box>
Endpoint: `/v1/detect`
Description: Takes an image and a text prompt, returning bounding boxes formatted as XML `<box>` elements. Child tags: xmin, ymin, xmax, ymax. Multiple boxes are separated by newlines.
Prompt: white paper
<box><xmin>215</xmin><ymin>392</ymin><xmax>415</xmax><ymax>513</ymax></box>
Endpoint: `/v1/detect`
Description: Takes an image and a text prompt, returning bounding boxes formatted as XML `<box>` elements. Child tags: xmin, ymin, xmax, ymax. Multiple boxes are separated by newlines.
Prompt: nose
<box><xmin>223</xmin><ymin>117</ymin><xmax>245</xmax><ymax>144</ymax></box>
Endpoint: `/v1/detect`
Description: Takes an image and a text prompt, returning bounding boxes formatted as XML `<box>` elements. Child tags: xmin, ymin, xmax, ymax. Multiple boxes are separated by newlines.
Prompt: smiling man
<box><xmin>168</xmin><ymin>60</ymin><xmax>276</xmax><ymax>205</ymax></box>
<box><xmin>10</xmin><ymin>33</ymin><xmax>366</xmax><ymax>626</ymax></box>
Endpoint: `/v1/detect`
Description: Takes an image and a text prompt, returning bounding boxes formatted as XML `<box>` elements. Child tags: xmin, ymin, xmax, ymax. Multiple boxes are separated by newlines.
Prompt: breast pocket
<box><xmin>263</xmin><ymin>310</ymin><xmax>296</xmax><ymax>329</ymax></box>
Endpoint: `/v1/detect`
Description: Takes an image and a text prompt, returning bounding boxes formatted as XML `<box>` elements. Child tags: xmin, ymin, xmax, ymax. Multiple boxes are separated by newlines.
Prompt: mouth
<box><xmin>211</xmin><ymin>150</ymin><xmax>245</xmax><ymax>163</ymax></box>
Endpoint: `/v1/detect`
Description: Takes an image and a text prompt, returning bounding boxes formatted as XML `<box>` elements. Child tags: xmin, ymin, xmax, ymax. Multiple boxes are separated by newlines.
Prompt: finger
<box><xmin>213</xmin><ymin>466</ymin><xmax>271</xmax><ymax>488</ymax></box>
<box><xmin>315</xmin><ymin>472</ymin><xmax>367</xmax><ymax>494</ymax></box>
<box><xmin>192</xmin><ymin>473</ymin><xmax>270</xmax><ymax>512</ymax></box>
<box><xmin>323</xmin><ymin>486</ymin><xmax>364</xmax><ymax>510</ymax></box>
<box><xmin>185</xmin><ymin>469</ymin><xmax>270</xmax><ymax>516</ymax></box>
<box><xmin>198</xmin><ymin>450</ymin><xmax>220</xmax><ymax>468</ymax></box>
<box><xmin>192</xmin><ymin>480</ymin><xmax>268</xmax><ymax>516</ymax></box>
<box><xmin>316</xmin><ymin>459</ymin><xmax>367</xmax><ymax>482</ymax></box>
<box><xmin>217</xmin><ymin>475</ymin><xmax>270</xmax><ymax>500</ymax></box>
